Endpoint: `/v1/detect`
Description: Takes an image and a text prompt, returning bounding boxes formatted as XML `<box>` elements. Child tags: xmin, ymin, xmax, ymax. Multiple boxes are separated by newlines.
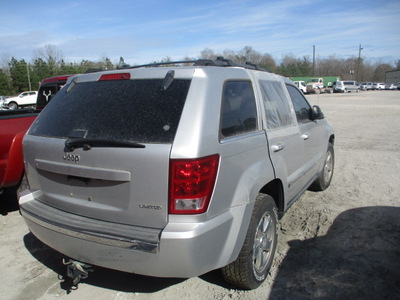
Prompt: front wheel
<box><xmin>309</xmin><ymin>142</ymin><xmax>334</xmax><ymax>191</ymax></box>
<box><xmin>8</xmin><ymin>102</ymin><xmax>18</xmax><ymax>110</ymax></box>
<box><xmin>221</xmin><ymin>194</ymin><xmax>278</xmax><ymax>289</ymax></box>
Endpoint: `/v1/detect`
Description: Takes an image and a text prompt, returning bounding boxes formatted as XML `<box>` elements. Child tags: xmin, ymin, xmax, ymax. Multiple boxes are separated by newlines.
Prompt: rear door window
<box><xmin>259</xmin><ymin>80</ymin><xmax>295</xmax><ymax>129</ymax></box>
<box><xmin>29</xmin><ymin>79</ymin><xmax>191</xmax><ymax>143</ymax></box>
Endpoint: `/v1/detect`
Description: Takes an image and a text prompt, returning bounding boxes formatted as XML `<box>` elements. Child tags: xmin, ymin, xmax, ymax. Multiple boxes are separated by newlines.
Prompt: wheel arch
<box><xmin>8</xmin><ymin>101</ymin><xmax>18</xmax><ymax>109</ymax></box>
<box><xmin>259</xmin><ymin>179</ymin><xmax>284</xmax><ymax>219</ymax></box>
<box><xmin>329</xmin><ymin>134</ymin><xmax>335</xmax><ymax>146</ymax></box>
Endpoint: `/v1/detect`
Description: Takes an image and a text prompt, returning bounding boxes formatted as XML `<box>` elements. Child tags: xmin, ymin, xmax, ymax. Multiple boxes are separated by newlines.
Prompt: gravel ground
<box><xmin>1</xmin><ymin>90</ymin><xmax>400</xmax><ymax>300</ymax></box>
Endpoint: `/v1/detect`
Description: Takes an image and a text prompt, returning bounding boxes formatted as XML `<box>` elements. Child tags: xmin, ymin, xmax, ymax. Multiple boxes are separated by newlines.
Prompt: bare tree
<box><xmin>33</xmin><ymin>44</ymin><xmax>64</xmax><ymax>75</ymax></box>
<box><xmin>0</xmin><ymin>53</ymin><xmax>11</xmax><ymax>75</ymax></box>
<box><xmin>259</xmin><ymin>53</ymin><xmax>276</xmax><ymax>72</ymax></box>
<box><xmin>199</xmin><ymin>46</ymin><xmax>276</xmax><ymax>71</ymax></box>
<box><xmin>200</xmin><ymin>48</ymin><xmax>217</xmax><ymax>60</ymax></box>
<box><xmin>373</xmin><ymin>63</ymin><xmax>393</xmax><ymax>82</ymax></box>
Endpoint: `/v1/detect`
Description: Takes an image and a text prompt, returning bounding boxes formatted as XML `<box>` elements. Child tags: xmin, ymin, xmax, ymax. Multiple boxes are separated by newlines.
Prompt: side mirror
<box><xmin>311</xmin><ymin>105</ymin><xmax>324</xmax><ymax>120</ymax></box>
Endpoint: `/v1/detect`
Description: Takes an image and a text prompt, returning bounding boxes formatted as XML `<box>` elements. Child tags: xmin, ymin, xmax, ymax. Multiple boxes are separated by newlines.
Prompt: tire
<box><xmin>309</xmin><ymin>142</ymin><xmax>334</xmax><ymax>191</ymax></box>
<box><xmin>221</xmin><ymin>194</ymin><xmax>278</xmax><ymax>290</ymax></box>
<box><xmin>8</xmin><ymin>102</ymin><xmax>18</xmax><ymax>110</ymax></box>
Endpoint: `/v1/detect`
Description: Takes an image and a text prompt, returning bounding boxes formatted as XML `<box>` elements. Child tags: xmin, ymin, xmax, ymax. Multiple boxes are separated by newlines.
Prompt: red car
<box><xmin>0</xmin><ymin>75</ymin><xmax>73</xmax><ymax>195</ymax></box>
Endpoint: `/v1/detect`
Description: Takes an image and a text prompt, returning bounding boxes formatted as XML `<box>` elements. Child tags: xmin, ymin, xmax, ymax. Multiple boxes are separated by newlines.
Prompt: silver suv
<box><xmin>19</xmin><ymin>58</ymin><xmax>334</xmax><ymax>289</ymax></box>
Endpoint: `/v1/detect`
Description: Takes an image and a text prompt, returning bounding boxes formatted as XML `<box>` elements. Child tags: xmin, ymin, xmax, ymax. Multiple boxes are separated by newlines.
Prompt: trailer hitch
<box><xmin>62</xmin><ymin>259</ymin><xmax>94</xmax><ymax>286</ymax></box>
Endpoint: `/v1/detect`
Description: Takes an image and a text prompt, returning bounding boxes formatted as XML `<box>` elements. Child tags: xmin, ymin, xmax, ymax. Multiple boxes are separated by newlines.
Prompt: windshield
<box><xmin>29</xmin><ymin>78</ymin><xmax>191</xmax><ymax>143</ymax></box>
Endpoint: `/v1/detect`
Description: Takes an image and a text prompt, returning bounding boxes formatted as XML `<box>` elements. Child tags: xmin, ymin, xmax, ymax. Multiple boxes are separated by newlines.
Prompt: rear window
<box><xmin>29</xmin><ymin>79</ymin><xmax>191</xmax><ymax>143</ymax></box>
<box><xmin>36</xmin><ymin>82</ymin><xmax>66</xmax><ymax>110</ymax></box>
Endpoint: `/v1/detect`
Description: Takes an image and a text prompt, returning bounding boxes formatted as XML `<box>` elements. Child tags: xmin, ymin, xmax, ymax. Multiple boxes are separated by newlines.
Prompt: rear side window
<box><xmin>29</xmin><ymin>79</ymin><xmax>191</xmax><ymax>143</ymax></box>
<box><xmin>220</xmin><ymin>81</ymin><xmax>257</xmax><ymax>138</ymax></box>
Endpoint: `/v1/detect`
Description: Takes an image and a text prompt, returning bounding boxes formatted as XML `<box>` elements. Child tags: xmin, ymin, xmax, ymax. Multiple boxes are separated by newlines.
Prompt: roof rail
<box><xmin>118</xmin><ymin>57</ymin><xmax>268</xmax><ymax>72</ymax></box>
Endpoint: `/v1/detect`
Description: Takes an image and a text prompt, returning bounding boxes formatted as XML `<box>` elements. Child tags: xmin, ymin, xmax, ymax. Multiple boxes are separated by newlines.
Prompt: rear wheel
<box><xmin>221</xmin><ymin>194</ymin><xmax>278</xmax><ymax>289</ymax></box>
<box><xmin>309</xmin><ymin>142</ymin><xmax>334</xmax><ymax>191</ymax></box>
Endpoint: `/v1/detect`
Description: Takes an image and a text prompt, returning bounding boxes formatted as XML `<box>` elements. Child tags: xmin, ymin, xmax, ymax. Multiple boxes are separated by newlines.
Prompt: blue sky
<box><xmin>1</xmin><ymin>0</ymin><xmax>399</xmax><ymax>66</ymax></box>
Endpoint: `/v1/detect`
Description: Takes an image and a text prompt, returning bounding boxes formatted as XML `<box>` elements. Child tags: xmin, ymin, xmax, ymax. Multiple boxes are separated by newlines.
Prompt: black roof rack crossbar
<box><xmin>118</xmin><ymin>57</ymin><xmax>268</xmax><ymax>72</ymax></box>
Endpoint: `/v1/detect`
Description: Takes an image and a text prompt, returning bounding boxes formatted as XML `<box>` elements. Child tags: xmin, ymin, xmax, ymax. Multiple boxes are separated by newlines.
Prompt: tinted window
<box><xmin>286</xmin><ymin>85</ymin><xmax>312</xmax><ymax>123</ymax></box>
<box><xmin>29</xmin><ymin>79</ymin><xmax>191</xmax><ymax>143</ymax></box>
<box><xmin>220</xmin><ymin>81</ymin><xmax>257</xmax><ymax>138</ymax></box>
<box><xmin>259</xmin><ymin>80</ymin><xmax>294</xmax><ymax>129</ymax></box>
<box><xmin>36</xmin><ymin>82</ymin><xmax>67</xmax><ymax>110</ymax></box>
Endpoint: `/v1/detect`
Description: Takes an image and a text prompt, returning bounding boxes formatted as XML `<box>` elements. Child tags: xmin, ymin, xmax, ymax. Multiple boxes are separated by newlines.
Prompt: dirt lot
<box><xmin>1</xmin><ymin>91</ymin><xmax>400</xmax><ymax>300</ymax></box>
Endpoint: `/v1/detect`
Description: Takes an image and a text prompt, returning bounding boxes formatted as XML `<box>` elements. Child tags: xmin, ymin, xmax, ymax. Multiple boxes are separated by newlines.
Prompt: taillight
<box><xmin>98</xmin><ymin>73</ymin><xmax>130</xmax><ymax>81</ymax></box>
<box><xmin>169</xmin><ymin>154</ymin><xmax>220</xmax><ymax>214</ymax></box>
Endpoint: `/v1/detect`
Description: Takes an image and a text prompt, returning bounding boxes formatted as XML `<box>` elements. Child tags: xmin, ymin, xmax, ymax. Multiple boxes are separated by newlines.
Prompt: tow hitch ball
<box><xmin>63</xmin><ymin>259</ymin><xmax>94</xmax><ymax>286</ymax></box>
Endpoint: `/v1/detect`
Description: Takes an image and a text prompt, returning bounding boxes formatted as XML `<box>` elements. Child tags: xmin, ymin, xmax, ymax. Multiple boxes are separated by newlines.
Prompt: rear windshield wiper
<box><xmin>65</xmin><ymin>138</ymin><xmax>146</xmax><ymax>151</ymax></box>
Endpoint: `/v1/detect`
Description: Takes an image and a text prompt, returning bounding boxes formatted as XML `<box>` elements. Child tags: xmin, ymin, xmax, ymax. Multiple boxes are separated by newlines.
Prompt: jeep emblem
<box><xmin>63</xmin><ymin>153</ymin><xmax>80</xmax><ymax>163</ymax></box>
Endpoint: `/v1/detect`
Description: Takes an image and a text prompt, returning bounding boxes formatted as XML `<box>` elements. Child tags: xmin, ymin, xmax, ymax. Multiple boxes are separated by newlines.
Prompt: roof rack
<box><xmin>118</xmin><ymin>56</ymin><xmax>268</xmax><ymax>72</ymax></box>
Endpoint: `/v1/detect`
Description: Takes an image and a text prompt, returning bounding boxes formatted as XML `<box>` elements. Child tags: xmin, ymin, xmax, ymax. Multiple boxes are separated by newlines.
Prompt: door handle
<box><xmin>271</xmin><ymin>143</ymin><xmax>285</xmax><ymax>152</ymax></box>
<box><xmin>301</xmin><ymin>133</ymin><xmax>309</xmax><ymax>140</ymax></box>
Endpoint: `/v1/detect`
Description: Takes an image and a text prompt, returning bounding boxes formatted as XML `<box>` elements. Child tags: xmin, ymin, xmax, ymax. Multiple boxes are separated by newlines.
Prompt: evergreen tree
<box><xmin>59</xmin><ymin>60</ymin><xmax>81</xmax><ymax>75</ymax></box>
<box><xmin>104</xmin><ymin>57</ymin><xmax>114</xmax><ymax>70</ymax></box>
<box><xmin>0</xmin><ymin>69</ymin><xmax>14</xmax><ymax>95</ymax></box>
<box><xmin>9</xmin><ymin>58</ymin><xmax>31</xmax><ymax>93</ymax></box>
<box><xmin>31</xmin><ymin>58</ymin><xmax>50</xmax><ymax>89</ymax></box>
<box><xmin>117</xmin><ymin>57</ymin><xmax>128</xmax><ymax>68</ymax></box>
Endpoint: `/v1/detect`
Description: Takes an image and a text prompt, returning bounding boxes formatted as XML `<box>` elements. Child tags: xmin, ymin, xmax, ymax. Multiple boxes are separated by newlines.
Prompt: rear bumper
<box><xmin>20</xmin><ymin>198</ymin><xmax>161</xmax><ymax>253</ymax></box>
<box><xmin>19</xmin><ymin>192</ymin><xmax>247</xmax><ymax>278</ymax></box>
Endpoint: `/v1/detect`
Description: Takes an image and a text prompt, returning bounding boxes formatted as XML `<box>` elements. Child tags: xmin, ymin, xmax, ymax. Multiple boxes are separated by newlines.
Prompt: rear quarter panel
<box><xmin>170</xmin><ymin>68</ymin><xmax>276</xmax><ymax>265</ymax></box>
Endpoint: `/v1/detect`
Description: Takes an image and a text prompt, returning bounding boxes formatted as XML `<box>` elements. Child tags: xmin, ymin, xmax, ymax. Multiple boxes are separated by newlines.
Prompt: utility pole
<box><xmin>312</xmin><ymin>45</ymin><xmax>316</xmax><ymax>76</ymax></box>
<box><xmin>26</xmin><ymin>63</ymin><xmax>32</xmax><ymax>91</ymax></box>
<box><xmin>357</xmin><ymin>44</ymin><xmax>363</xmax><ymax>82</ymax></box>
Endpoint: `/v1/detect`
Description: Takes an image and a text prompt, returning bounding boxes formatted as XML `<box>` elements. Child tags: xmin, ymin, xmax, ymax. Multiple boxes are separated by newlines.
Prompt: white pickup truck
<box><xmin>306</xmin><ymin>78</ymin><xmax>334</xmax><ymax>94</ymax></box>
<box><xmin>294</xmin><ymin>81</ymin><xmax>307</xmax><ymax>93</ymax></box>
<box><xmin>2</xmin><ymin>91</ymin><xmax>38</xmax><ymax>110</ymax></box>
